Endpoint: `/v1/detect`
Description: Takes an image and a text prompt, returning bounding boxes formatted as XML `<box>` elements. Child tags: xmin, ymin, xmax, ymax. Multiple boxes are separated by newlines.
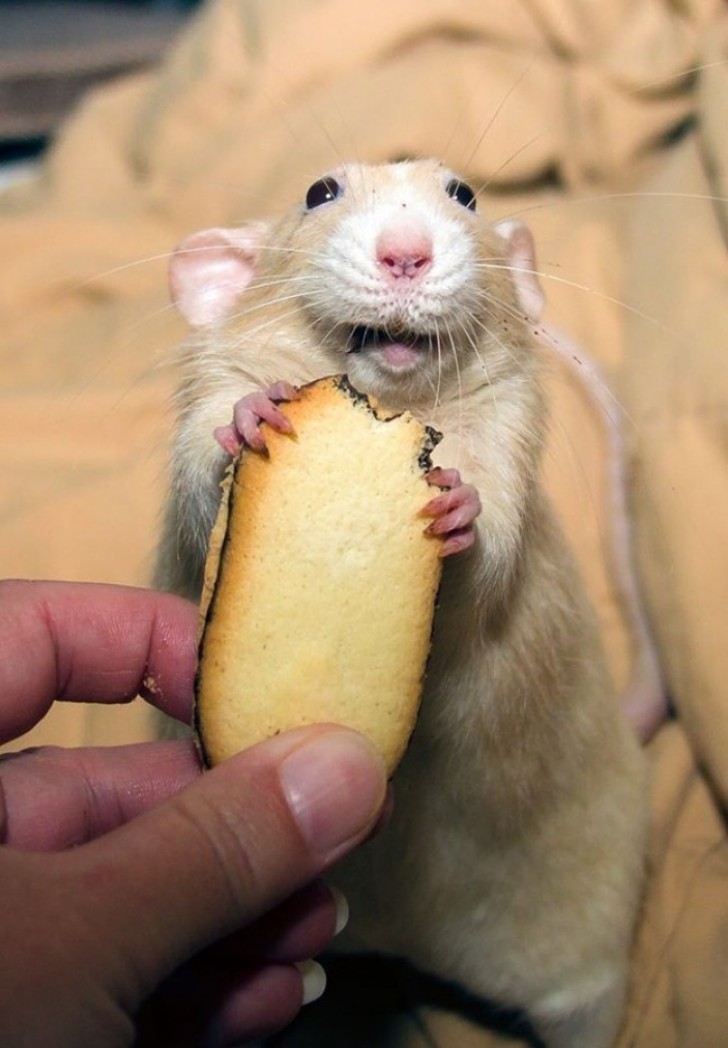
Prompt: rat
<box><xmin>155</xmin><ymin>159</ymin><xmax>650</xmax><ymax>1048</ymax></box>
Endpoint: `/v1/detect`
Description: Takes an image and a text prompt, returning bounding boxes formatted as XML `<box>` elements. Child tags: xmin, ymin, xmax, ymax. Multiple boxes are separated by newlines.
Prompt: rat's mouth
<box><xmin>346</xmin><ymin>325</ymin><xmax>433</xmax><ymax>368</ymax></box>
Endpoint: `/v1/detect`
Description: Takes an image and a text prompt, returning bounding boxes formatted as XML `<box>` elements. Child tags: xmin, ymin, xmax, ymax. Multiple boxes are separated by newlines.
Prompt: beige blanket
<box><xmin>2</xmin><ymin>0</ymin><xmax>727</xmax><ymax>1042</ymax></box>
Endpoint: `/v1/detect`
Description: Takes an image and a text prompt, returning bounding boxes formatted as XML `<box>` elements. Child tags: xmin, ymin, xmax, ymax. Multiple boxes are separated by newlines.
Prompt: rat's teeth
<box><xmin>348</xmin><ymin>326</ymin><xmax>383</xmax><ymax>353</ymax></box>
<box><xmin>348</xmin><ymin>325</ymin><xmax>434</xmax><ymax>355</ymax></box>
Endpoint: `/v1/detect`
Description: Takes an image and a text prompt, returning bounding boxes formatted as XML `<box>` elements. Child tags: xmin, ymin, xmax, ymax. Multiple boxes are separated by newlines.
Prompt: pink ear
<box><xmin>493</xmin><ymin>219</ymin><xmax>545</xmax><ymax>322</ymax></box>
<box><xmin>169</xmin><ymin>223</ymin><xmax>269</xmax><ymax>327</ymax></box>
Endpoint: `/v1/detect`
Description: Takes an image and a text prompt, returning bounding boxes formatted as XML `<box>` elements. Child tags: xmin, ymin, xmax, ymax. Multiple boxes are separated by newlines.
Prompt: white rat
<box><xmin>155</xmin><ymin>159</ymin><xmax>648</xmax><ymax>1048</ymax></box>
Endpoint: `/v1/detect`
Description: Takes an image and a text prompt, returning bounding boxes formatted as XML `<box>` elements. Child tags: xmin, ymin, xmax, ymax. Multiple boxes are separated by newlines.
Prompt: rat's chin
<box><xmin>343</xmin><ymin>327</ymin><xmax>439</xmax><ymax>407</ymax></box>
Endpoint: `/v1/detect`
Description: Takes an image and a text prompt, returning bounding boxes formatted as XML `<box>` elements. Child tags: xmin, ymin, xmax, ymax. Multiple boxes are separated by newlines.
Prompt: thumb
<box><xmin>71</xmin><ymin>725</ymin><xmax>387</xmax><ymax>1004</ymax></box>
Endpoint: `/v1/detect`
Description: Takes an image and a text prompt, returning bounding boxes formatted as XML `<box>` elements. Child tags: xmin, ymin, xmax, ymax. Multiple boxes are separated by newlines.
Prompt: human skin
<box><xmin>0</xmin><ymin>579</ymin><xmax>387</xmax><ymax>1048</ymax></box>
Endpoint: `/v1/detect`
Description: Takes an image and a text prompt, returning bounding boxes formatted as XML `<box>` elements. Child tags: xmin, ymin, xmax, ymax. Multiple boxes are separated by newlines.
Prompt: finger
<box><xmin>221</xmin><ymin>881</ymin><xmax>347</xmax><ymax>963</ymax></box>
<box><xmin>425</xmin><ymin>466</ymin><xmax>461</xmax><ymax>490</ymax></box>
<box><xmin>235</xmin><ymin>406</ymin><xmax>269</xmax><ymax>451</ymax></box>
<box><xmin>213</xmin><ymin>423</ymin><xmax>242</xmax><ymax>456</ymax></box>
<box><xmin>267</xmin><ymin>381</ymin><xmax>300</xmax><ymax>403</ymax></box>
<box><xmin>0</xmin><ymin>739</ymin><xmax>200</xmax><ymax>849</ymax></box>
<box><xmin>254</xmin><ymin>398</ymin><xmax>294</xmax><ymax>434</ymax></box>
<box><xmin>212</xmin><ymin>963</ymin><xmax>325</xmax><ymax>1045</ymax></box>
<box><xmin>421</xmin><ymin>485</ymin><xmax>478</xmax><ymax>518</ymax></box>
<box><xmin>135</xmin><ymin>961</ymin><xmax>307</xmax><ymax>1048</ymax></box>
<box><xmin>426</xmin><ymin>503</ymin><xmax>479</xmax><ymax>536</ymax></box>
<box><xmin>233</xmin><ymin>394</ymin><xmax>294</xmax><ymax>450</ymax></box>
<box><xmin>70</xmin><ymin>725</ymin><xmax>387</xmax><ymax>1004</ymax></box>
<box><xmin>439</xmin><ymin>529</ymin><xmax>476</xmax><ymax>557</ymax></box>
<box><xmin>135</xmin><ymin>884</ymin><xmax>342</xmax><ymax>1047</ymax></box>
<box><xmin>0</xmin><ymin>581</ymin><xmax>198</xmax><ymax>743</ymax></box>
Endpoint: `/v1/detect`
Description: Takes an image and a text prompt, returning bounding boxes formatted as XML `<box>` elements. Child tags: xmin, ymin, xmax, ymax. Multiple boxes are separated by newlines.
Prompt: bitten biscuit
<box><xmin>195</xmin><ymin>374</ymin><xmax>443</xmax><ymax>774</ymax></box>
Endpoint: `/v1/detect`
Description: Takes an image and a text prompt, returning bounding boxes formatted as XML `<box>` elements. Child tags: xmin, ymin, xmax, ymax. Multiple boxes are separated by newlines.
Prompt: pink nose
<box><xmin>376</xmin><ymin>226</ymin><xmax>433</xmax><ymax>280</ymax></box>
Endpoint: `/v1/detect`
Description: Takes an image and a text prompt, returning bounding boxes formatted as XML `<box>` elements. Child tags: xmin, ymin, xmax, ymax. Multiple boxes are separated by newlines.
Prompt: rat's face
<box><xmin>286</xmin><ymin>159</ymin><xmax>511</xmax><ymax>404</ymax></box>
<box><xmin>169</xmin><ymin>159</ymin><xmax>542</xmax><ymax>409</ymax></box>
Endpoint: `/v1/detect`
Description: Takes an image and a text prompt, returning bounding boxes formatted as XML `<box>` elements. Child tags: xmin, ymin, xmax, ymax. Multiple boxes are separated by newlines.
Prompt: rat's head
<box><xmin>170</xmin><ymin>160</ymin><xmax>544</xmax><ymax>405</ymax></box>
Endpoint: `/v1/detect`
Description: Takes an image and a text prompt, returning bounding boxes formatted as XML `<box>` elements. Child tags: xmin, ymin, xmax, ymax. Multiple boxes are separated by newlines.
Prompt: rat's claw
<box><xmin>217</xmin><ymin>384</ymin><xmax>299</xmax><ymax>454</ymax></box>
<box><xmin>422</xmin><ymin>474</ymin><xmax>481</xmax><ymax>557</ymax></box>
<box><xmin>438</xmin><ymin>529</ymin><xmax>476</xmax><ymax>558</ymax></box>
<box><xmin>423</xmin><ymin>485</ymin><xmax>481</xmax><ymax>530</ymax></box>
<box><xmin>234</xmin><ymin>392</ymin><xmax>294</xmax><ymax>442</ymax></box>
<box><xmin>425</xmin><ymin>467</ymin><xmax>462</xmax><ymax>491</ymax></box>
<box><xmin>213</xmin><ymin>423</ymin><xmax>242</xmax><ymax>456</ymax></box>
<box><xmin>267</xmin><ymin>380</ymin><xmax>300</xmax><ymax>404</ymax></box>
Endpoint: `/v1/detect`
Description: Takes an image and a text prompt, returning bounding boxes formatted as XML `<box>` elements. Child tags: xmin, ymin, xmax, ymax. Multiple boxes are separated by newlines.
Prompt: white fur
<box><xmin>156</xmin><ymin>160</ymin><xmax>647</xmax><ymax>1047</ymax></box>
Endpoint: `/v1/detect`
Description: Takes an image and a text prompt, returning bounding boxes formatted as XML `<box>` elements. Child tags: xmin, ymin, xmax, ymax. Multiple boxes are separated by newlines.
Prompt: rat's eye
<box><xmin>305</xmin><ymin>177</ymin><xmax>343</xmax><ymax>210</ymax></box>
<box><xmin>446</xmin><ymin>179</ymin><xmax>477</xmax><ymax>212</ymax></box>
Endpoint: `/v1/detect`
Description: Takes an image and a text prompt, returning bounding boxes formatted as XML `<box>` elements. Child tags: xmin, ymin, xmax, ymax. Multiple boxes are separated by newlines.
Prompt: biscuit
<box><xmin>195</xmin><ymin>375</ymin><xmax>442</xmax><ymax>774</ymax></box>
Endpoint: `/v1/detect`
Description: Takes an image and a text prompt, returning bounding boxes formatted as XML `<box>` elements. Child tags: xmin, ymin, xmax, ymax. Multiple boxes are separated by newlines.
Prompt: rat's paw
<box><xmin>214</xmin><ymin>382</ymin><xmax>299</xmax><ymax>454</ymax></box>
<box><xmin>423</xmin><ymin>468</ymin><xmax>481</xmax><ymax>557</ymax></box>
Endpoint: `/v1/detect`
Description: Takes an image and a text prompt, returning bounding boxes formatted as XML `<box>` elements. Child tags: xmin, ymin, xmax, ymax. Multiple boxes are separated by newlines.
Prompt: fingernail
<box><xmin>296</xmin><ymin>959</ymin><xmax>327</xmax><ymax>1005</ymax></box>
<box><xmin>330</xmin><ymin>885</ymin><xmax>349</xmax><ymax>936</ymax></box>
<box><xmin>278</xmin><ymin>730</ymin><xmax>387</xmax><ymax>862</ymax></box>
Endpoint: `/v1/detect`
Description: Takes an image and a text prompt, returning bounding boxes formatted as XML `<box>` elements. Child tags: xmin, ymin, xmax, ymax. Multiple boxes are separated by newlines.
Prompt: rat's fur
<box><xmin>155</xmin><ymin>159</ymin><xmax>646</xmax><ymax>1048</ymax></box>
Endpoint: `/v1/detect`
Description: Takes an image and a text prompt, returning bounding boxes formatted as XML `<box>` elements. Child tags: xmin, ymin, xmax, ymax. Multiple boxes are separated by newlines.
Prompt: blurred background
<box><xmin>0</xmin><ymin>0</ymin><xmax>199</xmax><ymax>183</ymax></box>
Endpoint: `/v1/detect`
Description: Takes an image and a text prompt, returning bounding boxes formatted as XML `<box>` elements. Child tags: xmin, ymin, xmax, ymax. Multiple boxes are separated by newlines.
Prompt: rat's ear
<box><xmin>493</xmin><ymin>219</ymin><xmax>545</xmax><ymax>322</ymax></box>
<box><xmin>169</xmin><ymin>222</ymin><xmax>270</xmax><ymax>327</ymax></box>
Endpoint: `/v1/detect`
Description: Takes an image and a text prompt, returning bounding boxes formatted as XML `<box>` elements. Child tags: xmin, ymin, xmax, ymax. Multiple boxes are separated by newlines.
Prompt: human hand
<box><xmin>0</xmin><ymin>580</ymin><xmax>387</xmax><ymax>1048</ymax></box>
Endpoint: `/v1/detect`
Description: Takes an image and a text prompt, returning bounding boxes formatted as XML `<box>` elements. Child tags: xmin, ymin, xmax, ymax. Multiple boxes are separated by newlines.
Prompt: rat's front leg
<box><xmin>156</xmin><ymin>381</ymin><xmax>299</xmax><ymax>597</ymax></box>
<box><xmin>214</xmin><ymin>381</ymin><xmax>300</xmax><ymax>454</ymax></box>
<box><xmin>422</xmin><ymin>467</ymin><xmax>482</xmax><ymax>558</ymax></box>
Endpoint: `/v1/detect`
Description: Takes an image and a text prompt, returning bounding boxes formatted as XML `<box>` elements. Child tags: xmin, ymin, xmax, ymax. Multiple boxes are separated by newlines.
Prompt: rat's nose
<box><xmin>376</xmin><ymin>223</ymin><xmax>433</xmax><ymax>280</ymax></box>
